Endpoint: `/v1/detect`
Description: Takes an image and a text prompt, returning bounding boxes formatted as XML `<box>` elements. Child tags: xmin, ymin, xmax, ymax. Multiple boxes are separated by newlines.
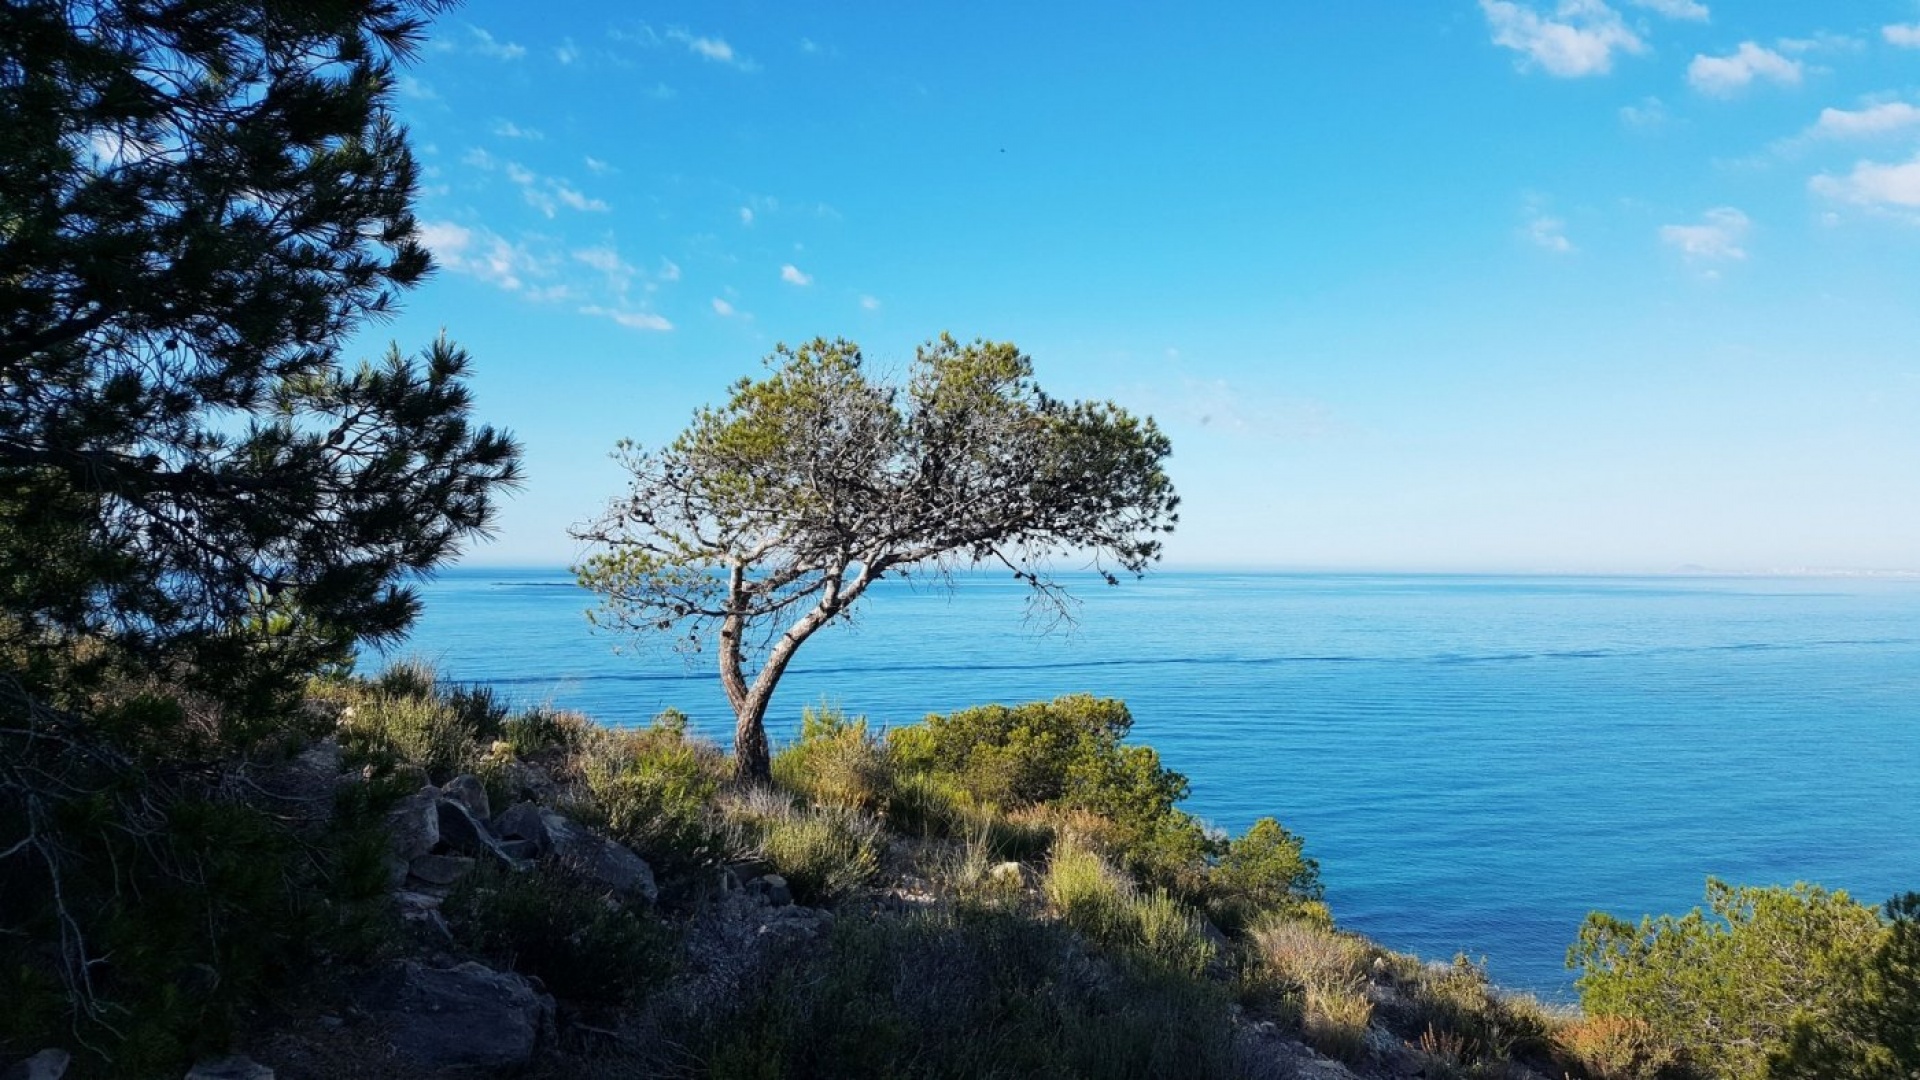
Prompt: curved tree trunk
<box><xmin>732</xmin><ymin>692</ymin><xmax>773</xmax><ymax>782</ymax></box>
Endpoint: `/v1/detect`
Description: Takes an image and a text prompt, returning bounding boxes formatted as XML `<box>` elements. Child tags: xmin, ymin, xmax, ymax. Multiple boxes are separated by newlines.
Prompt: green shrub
<box><xmin>336</xmin><ymin>663</ymin><xmax>513</xmax><ymax>782</ymax></box>
<box><xmin>1248</xmin><ymin>917</ymin><xmax>1374</xmax><ymax>1064</ymax></box>
<box><xmin>889</xmin><ymin>695</ymin><xmax>1213</xmax><ymax>891</ymax></box>
<box><xmin>499</xmin><ymin>705</ymin><xmax>589</xmax><ymax>757</ymax></box>
<box><xmin>682</xmin><ymin>906</ymin><xmax>1238</xmax><ymax>1080</ymax></box>
<box><xmin>578</xmin><ymin>712</ymin><xmax>730</xmax><ymax>871</ymax></box>
<box><xmin>726</xmin><ymin>786</ymin><xmax>882</xmax><ymax>904</ymax></box>
<box><xmin>443</xmin><ymin>861</ymin><xmax>670</xmax><ymax>1004</ymax></box>
<box><xmin>772</xmin><ymin>702</ymin><xmax>894</xmax><ymax>812</ymax></box>
<box><xmin>1044</xmin><ymin>841</ymin><xmax>1217</xmax><ymax>978</ymax></box>
<box><xmin>1569</xmin><ymin>878</ymin><xmax>1889</xmax><ymax>1080</ymax></box>
<box><xmin>1207</xmin><ymin>816</ymin><xmax>1323</xmax><ymax>933</ymax></box>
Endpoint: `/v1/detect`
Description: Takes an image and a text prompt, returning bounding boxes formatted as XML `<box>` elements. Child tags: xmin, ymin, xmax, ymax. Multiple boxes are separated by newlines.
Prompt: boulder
<box><xmin>408</xmin><ymin>854</ymin><xmax>475</xmax><ymax>887</ymax></box>
<box><xmin>988</xmin><ymin>861</ymin><xmax>1036</xmax><ymax>889</ymax></box>
<box><xmin>497</xmin><ymin>759</ymin><xmax>557</xmax><ymax>803</ymax></box>
<box><xmin>360</xmin><ymin>961</ymin><xmax>553</xmax><ymax>1072</ymax></box>
<box><xmin>184</xmin><ymin>1055</ymin><xmax>273</xmax><ymax>1079</ymax></box>
<box><xmin>435</xmin><ymin>798</ymin><xmax>518</xmax><ymax>866</ymax></box>
<box><xmin>3</xmin><ymin>1049</ymin><xmax>70</xmax><ymax>1080</ymax></box>
<box><xmin>539</xmin><ymin>811</ymin><xmax>657</xmax><ymax>904</ymax></box>
<box><xmin>442</xmin><ymin>774</ymin><xmax>491</xmax><ymax>822</ymax></box>
<box><xmin>492</xmin><ymin>802</ymin><xmax>551</xmax><ymax>852</ymax></box>
<box><xmin>384</xmin><ymin>787</ymin><xmax>440</xmax><ymax>885</ymax></box>
<box><xmin>748</xmin><ymin>874</ymin><xmax>793</xmax><ymax>906</ymax></box>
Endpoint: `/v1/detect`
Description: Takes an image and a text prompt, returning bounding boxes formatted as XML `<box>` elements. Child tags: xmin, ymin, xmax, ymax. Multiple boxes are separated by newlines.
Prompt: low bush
<box><xmin>1248</xmin><ymin>917</ymin><xmax>1374</xmax><ymax>1064</ymax></box>
<box><xmin>771</xmin><ymin>702</ymin><xmax>894</xmax><ymax>812</ymax></box>
<box><xmin>1568</xmin><ymin>878</ymin><xmax>1889</xmax><ymax>1080</ymax></box>
<box><xmin>680</xmin><ymin>906</ymin><xmax>1238</xmax><ymax>1080</ymax></box>
<box><xmin>499</xmin><ymin>705</ymin><xmax>591</xmax><ymax>758</ymax></box>
<box><xmin>1206</xmin><ymin>816</ymin><xmax>1324</xmax><ymax>933</ymax></box>
<box><xmin>1044</xmin><ymin>840</ymin><xmax>1217</xmax><ymax>978</ymax></box>
<box><xmin>724</xmin><ymin>786</ymin><xmax>883</xmax><ymax>904</ymax></box>
<box><xmin>889</xmin><ymin>695</ymin><xmax>1213</xmax><ymax>891</ymax></box>
<box><xmin>443</xmin><ymin>861</ymin><xmax>671</xmax><ymax>1004</ymax></box>
<box><xmin>1553</xmin><ymin>1015</ymin><xmax>1678</xmax><ymax>1080</ymax></box>
<box><xmin>336</xmin><ymin>662</ymin><xmax>511</xmax><ymax>782</ymax></box>
<box><xmin>575</xmin><ymin>709</ymin><xmax>732</xmax><ymax>872</ymax></box>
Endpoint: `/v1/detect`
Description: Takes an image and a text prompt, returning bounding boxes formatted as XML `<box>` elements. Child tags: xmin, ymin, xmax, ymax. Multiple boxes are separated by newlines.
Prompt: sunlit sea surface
<box><xmin>378</xmin><ymin>569</ymin><xmax>1920</xmax><ymax>997</ymax></box>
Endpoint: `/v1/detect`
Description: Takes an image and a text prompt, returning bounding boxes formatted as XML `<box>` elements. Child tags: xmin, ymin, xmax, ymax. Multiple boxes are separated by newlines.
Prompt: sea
<box><xmin>376</xmin><ymin>567</ymin><xmax>1920</xmax><ymax>999</ymax></box>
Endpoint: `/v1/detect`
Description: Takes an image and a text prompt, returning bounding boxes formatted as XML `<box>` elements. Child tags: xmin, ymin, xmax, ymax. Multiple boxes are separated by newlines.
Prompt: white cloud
<box><xmin>800</xmin><ymin>37</ymin><xmax>821</xmax><ymax>53</ymax></box>
<box><xmin>739</xmin><ymin>207</ymin><xmax>755</xmax><ymax>225</ymax></box>
<box><xmin>395</xmin><ymin>74</ymin><xmax>438</xmax><ymax>101</ymax></box>
<box><xmin>1526</xmin><ymin>215</ymin><xmax>1575</xmax><ymax>252</ymax></box>
<box><xmin>1811</xmin><ymin>154</ymin><xmax>1920</xmax><ymax>208</ymax></box>
<box><xmin>466</xmin><ymin>25</ymin><xmax>526</xmax><ymax>61</ymax></box>
<box><xmin>1625</xmin><ymin>0</ymin><xmax>1708</xmax><ymax>21</ymax></box>
<box><xmin>780</xmin><ymin>264</ymin><xmax>813</xmax><ymax>286</ymax></box>
<box><xmin>462</xmin><ymin>147</ymin><xmax>497</xmax><ymax>170</ymax></box>
<box><xmin>659</xmin><ymin>259</ymin><xmax>682</xmax><ymax>281</ymax></box>
<box><xmin>666</xmin><ymin>28</ymin><xmax>757</xmax><ymax>70</ymax></box>
<box><xmin>1811</xmin><ymin>102</ymin><xmax>1920</xmax><ymax>138</ymax></box>
<box><xmin>581</xmin><ymin>305</ymin><xmax>673</xmax><ymax>331</ymax></box>
<box><xmin>492</xmin><ymin>120</ymin><xmax>543</xmax><ymax>140</ymax></box>
<box><xmin>552</xmin><ymin>185</ymin><xmax>609</xmax><ymax>213</ymax></box>
<box><xmin>584</xmin><ymin>156</ymin><xmax>615</xmax><ymax>175</ymax></box>
<box><xmin>1687</xmin><ymin>42</ymin><xmax>1802</xmax><ymax>96</ymax></box>
<box><xmin>1884</xmin><ymin>24</ymin><xmax>1920</xmax><ymax>48</ymax></box>
<box><xmin>711</xmin><ymin>297</ymin><xmax>736</xmax><ymax>316</ymax></box>
<box><xmin>420</xmin><ymin>221</ymin><xmax>554</xmax><ymax>293</ymax></box>
<box><xmin>859</xmin><ymin>295</ymin><xmax>881</xmax><ymax>310</ymax></box>
<box><xmin>1659</xmin><ymin>207</ymin><xmax>1750</xmax><ymax>261</ymax></box>
<box><xmin>1620</xmin><ymin>96</ymin><xmax>1668</xmax><ymax>127</ymax></box>
<box><xmin>1776</xmin><ymin>32</ymin><xmax>1864</xmax><ymax>55</ymax></box>
<box><xmin>1479</xmin><ymin>0</ymin><xmax>1645</xmax><ymax>77</ymax></box>
<box><xmin>572</xmin><ymin>246</ymin><xmax>633</xmax><ymax>284</ymax></box>
<box><xmin>555</xmin><ymin>38</ymin><xmax>579</xmax><ymax>65</ymax></box>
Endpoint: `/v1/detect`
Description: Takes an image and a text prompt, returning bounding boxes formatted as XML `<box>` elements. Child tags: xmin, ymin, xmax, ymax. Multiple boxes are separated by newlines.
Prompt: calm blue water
<box><xmin>378</xmin><ymin>569</ymin><xmax>1920</xmax><ymax>998</ymax></box>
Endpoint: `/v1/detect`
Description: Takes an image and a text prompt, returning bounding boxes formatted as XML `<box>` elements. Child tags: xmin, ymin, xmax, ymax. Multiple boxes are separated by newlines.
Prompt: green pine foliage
<box><xmin>1569</xmin><ymin>878</ymin><xmax>1892</xmax><ymax>1080</ymax></box>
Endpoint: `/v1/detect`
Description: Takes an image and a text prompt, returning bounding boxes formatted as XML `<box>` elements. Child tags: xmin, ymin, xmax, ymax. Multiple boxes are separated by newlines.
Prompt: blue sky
<box><xmin>358</xmin><ymin>1</ymin><xmax>1920</xmax><ymax>573</ymax></box>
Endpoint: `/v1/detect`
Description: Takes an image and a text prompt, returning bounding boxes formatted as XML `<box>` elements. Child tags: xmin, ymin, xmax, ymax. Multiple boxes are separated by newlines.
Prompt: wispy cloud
<box><xmin>1811</xmin><ymin>154</ymin><xmax>1920</xmax><ymax>211</ymax></box>
<box><xmin>580</xmin><ymin>305</ymin><xmax>673</xmax><ymax>331</ymax></box>
<box><xmin>395</xmin><ymin>74</ymin><xmax>439</xmax><ymax>101</ymax></box>
<box><xmin>420</xmin><ymin>221</ymin><xmax>554</xmax><ymax>294</ymax></box>
<box><xmin>1625</xmin><ymin>0</ymin><xmax>1708</xmax><ymax>21</ymax></box>
<box><xmin>555</xmin><ymin>38</ymin><xmax>579</xmax><ymax>65</ymax></box>
<box><xmin>1809</xmin><ymin>102</ymin><xmax>1920</xmax><ymax>139</ymax></box>
<box><xmin>711</xmin><ymin>297</ymin><xmax>737</xmax><ymax>317</ymax></box>
<box><xmin>1619</xmin><ymin>96</ymin><xmax>1669</xmax><ymax>128</ymax></box>
<box><xmin>584</xmin><ymin>156</ymin><xmax>616</xmax><ymax>175</ymax></box>
<box><xmin>467</xmin><ymin>151</ymin><xmax>609</xmax><ymax>218</ymax></box>
<box><xmin>1884</xmin><ymin>24</ymin><xmax>1920</xmax><ymax>48</ymax></box>
<box><xmin>739</xmin><ymin>207</ymin><xmax>755</xmax><ymax>225</ymax></box>
<box><xmin>780</xmin><ymin>264</ymin><xmax>813</xmax><ymax>286</ymax></box>
<box><xmin>659</xmin><ymin>259</ymin><xmax>682</xmax><ymax>282</ymax></box>
<box><xmin>465</xmin><ymin>25</ymin><xmax>526</xmax><ymax>61</ymax></box>
<box><xmin>859</xmin><ymin>295</ymin><xmax>881</xmax><ymax>311</ymax></box>
<box><xmin>665</xmin><ymin>27</ymin><xmax>758</xmax><ymax>70</ymax></box>
<box><xmin>1659</xmin><ymin>207</ymin><xmax>1750</xmax><ymax>263</ymax></box>
<box><xmin>492</xmin><ymin>120</ymin><xmax>543</xmax><ymax>140</ymax></box>
<box><xmin>1479</xmin><ymin>0</ymin><xmax>1645</xmax><ymax>77</ymax></box>
<box><xmin>1687</xmin><ymin>42</ymin><xmax>1802</xmax><ymax>96</ymax></box>
<box><xmin>1525</xmin><ymin>212</ymin><xmax>1576</xmax><ymax>252</ymax></box>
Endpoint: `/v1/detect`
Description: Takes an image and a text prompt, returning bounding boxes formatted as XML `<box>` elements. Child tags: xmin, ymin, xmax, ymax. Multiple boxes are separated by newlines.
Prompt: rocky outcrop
<box><xmin>359</xmin><ymin>961</ymin><xmax>554</xmax><ymax>1072</ymax></box>
<box><xmin>540</xmin><ymin>810</ymin><xmax>658</xmax><ymax>904</ymax></box>
<box><xmin>2</xmin><ymin>1049</ymin><xmax>70</xmax><ymax>1080</ymax></box>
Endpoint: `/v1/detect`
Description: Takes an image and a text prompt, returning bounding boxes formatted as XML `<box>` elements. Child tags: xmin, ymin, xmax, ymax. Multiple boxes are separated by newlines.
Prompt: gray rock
<box><xmin>749</xmin><ymin>873</ymin><xmax>793</xmax><ymax>906</ymax></box>
<box><xmin>359</xmin><ymin>961</ymin><xmax>554</xmax><ymax>1072</ymax></box>
<box><xmin>386</xmin><ymin>787</ymin><xmax>440</xmax><ymax>862</ymax></box>
<box><xmin>184</xmin><ymin>1055</ymin><xmax>273</xmax><ymax>1080</ymax></box>
<box><xmin>408</xmin><ymin>853</ymin><xmax>476</xmax><ymax>886</ymax></box>
<box><xmin>493</xmin><ymin>802</ymin><xmax>551</xmax><ymax>852</ymax></box>
<box><xmin>498</xmin><ymin>759</ymin><xmax>558</xmax><ymax>803</ymax></box>
<box><xmin>498</xmin><ymin>838</ymin><xmax>540</xmax><ymax>861</ymax></box>
<box><xmin>4</xmin><ymin>1049</ymin><xmax>70</xmax><ymax>1080</ymax></box>
<box><xmin>436</xmin><ymin>798</ymin><xmax>517</xmax><ymax>865</ymax></box>
<box><xmin>540</xmin><ymin>811</ymin><xmax>657</xmax><ymax>904</ymax></box>
<box><xmin>442</xmin><ymin>774</ymin><xmax>491</xmax><ymax>822</ymax></box>
<box><xmin>988</xmin><ymin>861</ymin><xmax>1036</xmax><ymax>888</ymax></box>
